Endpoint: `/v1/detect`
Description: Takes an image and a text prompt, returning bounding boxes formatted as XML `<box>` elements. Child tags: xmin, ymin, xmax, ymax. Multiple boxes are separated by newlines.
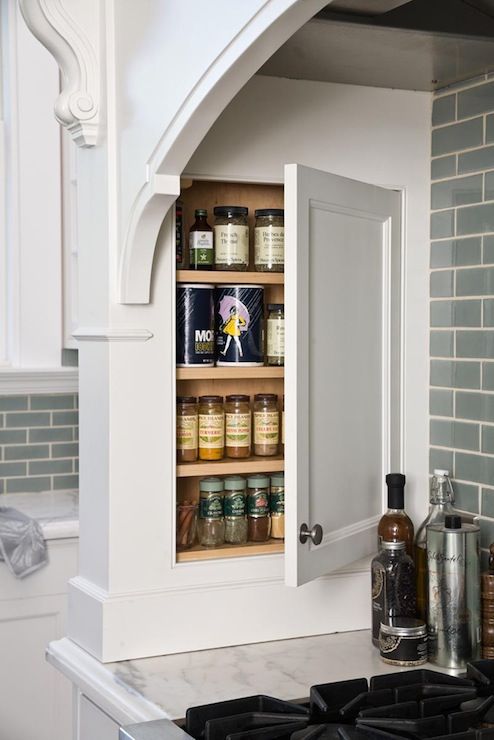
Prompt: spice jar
<box><xmin>198</xmin><ymin>477</ymin><xmax>225</xmax><ymax>547</ymax></box>
<box><xmin>176</xmin><ymin>501</ymin><xmax>198</xmax><ymax>550</ymax></box>
<box><xmin>224</xmin><ymin>475</ymin><xmax>248</xmax><ymax>545</ymax></box>
<box><xmin>379</xmin><ymin>618</ymin><xmax>427</xmax><ymax>667</ymax></box>
<box><xmin>198</xmin><ymin>396</ymin><xmax>224</xmax><ymax>461</ymax></box>
<box><xmin>371</xmin><ymin>540</ymin><xmax>416</xmax><ymax>646</ymax></box>
<box><xmin>176</xmin><ymin>396</ymin><xmax>198</xmax><ymax>463</ymax></box>
<box><xmin>247</xmin><ymin>474</ymin><xmax>271</xmax><ymax>542</ymax></box>
<box><xmin>225</xmin><ymin>395</ymin><xmax>251</xmax><ymax>458</ymax></box>
<box><xmin>266</xmin><ymin>304</ymin><xmax>284</xmax><ymax>366</ymax></box>
<box><xmin>189</xmin><ymin>209</ymin><xmax>213</xmax><ymax>270</ymax></box>
<box><xmin>253</xmin><ymin>393</ymin><xmax>279</xmax><ymax>456</ymax></box>
<box><xmin>254</xmin><ymin>209</ymin><xmax>284</xmax><ymax>272</ymax></box>
<box><xmin>270</xmin><ymin>473</ymin><xmax>285</xmax><ymax>540</ymax></box>
<box><xmin>281</xmin><ymin>395</ymin><xmax>285</xmax><ymax>454</ymax></box>
<box><xmin>213</xmin><ymin>206</ymin><xmax>249</xmax><ymax>271</ymax></box>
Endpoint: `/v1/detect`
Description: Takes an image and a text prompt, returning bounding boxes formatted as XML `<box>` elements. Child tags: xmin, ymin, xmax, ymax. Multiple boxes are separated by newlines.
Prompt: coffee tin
<box><xmin>216</xmin><ymin>285</ymin><xmax>264</xmax><ymax>366</ymax></box>
<box><xmin>379</xmin><ymin>618</ymin><xmax>428</xmax><ymax>666</ymax></box>
<box><xmin>176</xmin><ymin>284</ymin><xmax>214</xmax><ymax>367</ymax></box>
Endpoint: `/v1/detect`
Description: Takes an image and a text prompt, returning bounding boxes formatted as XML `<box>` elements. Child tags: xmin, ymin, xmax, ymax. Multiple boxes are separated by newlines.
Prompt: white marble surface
<box><xmin>0</xmin><ymin>490</ymin><xmax>79</xmax><ymax>540</ymax></box>
<box><xmin>102</xmin><ymin>630</ymin><xmax>454</xmax><ymax>720</ymax></box>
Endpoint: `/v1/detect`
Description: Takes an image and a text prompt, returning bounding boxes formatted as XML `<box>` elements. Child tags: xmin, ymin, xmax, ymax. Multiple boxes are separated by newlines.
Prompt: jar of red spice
<box><xmin>247</xmin><ymin>474</ymin><xmax>271</xmax><ymax>542</ymax></box>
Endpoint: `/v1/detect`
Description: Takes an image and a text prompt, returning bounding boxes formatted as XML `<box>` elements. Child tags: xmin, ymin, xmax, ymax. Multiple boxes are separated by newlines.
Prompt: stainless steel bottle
<box><xmin>427</xmin><ymin>514</ymin><xmax>481</xmax><ymax>669</ymax></box>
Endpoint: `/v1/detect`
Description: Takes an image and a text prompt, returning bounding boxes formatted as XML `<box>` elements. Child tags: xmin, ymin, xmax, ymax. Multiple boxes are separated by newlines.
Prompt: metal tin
<box><xmin>215</xmin><ymin>285</ymin><xmax>264</xmax><ymax>366</ymax></box>
<box><xmin>176</xmin><ymin>284</ymin><xmax>214</xmax><ymax>367</ymax></box>
<box><xmin>427</xmin><ymin>516</ymin><xmax>481</xmax><ymax>669</ymax></box>
<box><xmin>379</xmin><ymin>618</ymin><xmax>428</xmax><ymax>666</ymax></box>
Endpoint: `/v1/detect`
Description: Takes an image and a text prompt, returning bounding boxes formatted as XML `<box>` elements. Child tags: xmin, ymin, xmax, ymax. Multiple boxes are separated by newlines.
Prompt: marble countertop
<box><xmin>48</xmin><ymin>630</ymin><xmax>457</xmax><ymax>727</ymax></box>
<box><xmin>0</xmin><ymin>490</ymin><xmax>79</xmax><ymax>540</ymax></box>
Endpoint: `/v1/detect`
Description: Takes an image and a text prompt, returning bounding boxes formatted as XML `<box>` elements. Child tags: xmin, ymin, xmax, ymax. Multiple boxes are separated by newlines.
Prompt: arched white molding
<box><xmin>119</xmin><ymin>0</ymin><xmax>328</xmax><ymax>304</ymax></box>
<box><xmin>18</xmin><ymin>0</ymin><xmax>100</xmax><ymax>147</ymax></box>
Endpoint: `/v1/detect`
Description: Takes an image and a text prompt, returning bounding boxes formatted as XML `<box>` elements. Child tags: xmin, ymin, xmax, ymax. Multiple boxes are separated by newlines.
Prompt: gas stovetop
<box><xmin>120</xmin><ymin>661</ymin><xmax>494</xmax><ymax>740</ymax></box>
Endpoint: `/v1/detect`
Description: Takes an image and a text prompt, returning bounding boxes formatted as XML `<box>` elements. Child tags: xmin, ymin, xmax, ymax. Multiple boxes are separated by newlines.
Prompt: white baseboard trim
<box><xmin>0</xmin><ymin>368</ymin><xmax>78</xmax><ymax>394</ymax></box>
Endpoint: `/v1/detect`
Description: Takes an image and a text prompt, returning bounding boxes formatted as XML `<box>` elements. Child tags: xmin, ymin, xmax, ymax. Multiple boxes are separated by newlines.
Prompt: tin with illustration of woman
<box><xmin>215</xmin><ymin>285</ymin><xmax>264</xmax><ymax>366</ymax></box>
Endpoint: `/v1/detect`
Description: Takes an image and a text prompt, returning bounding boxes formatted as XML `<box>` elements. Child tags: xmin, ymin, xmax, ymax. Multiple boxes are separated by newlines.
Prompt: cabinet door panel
<box><xmin>285</xmin><ymin>164</ymin><xmax>401</xmax><ymax>586</ymax></box>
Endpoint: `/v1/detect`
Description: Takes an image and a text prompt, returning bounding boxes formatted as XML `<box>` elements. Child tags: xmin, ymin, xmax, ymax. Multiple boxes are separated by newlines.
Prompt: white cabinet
<box><xmin>78</xmin><ymin>694</ymin><xmax>120</xmax><ymax>740</ymax></box>
<box><xmin>0</xmin><ymin>537</ymin><xmax>77</xmax><ymax>740</ymax></box>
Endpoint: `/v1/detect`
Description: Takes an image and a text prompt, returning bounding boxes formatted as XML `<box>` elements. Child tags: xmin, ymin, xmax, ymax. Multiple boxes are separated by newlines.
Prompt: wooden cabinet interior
<box><xmin>176</xmin><ymin>179</ymin><xmax>285</xmax><ymax>563</ymax></box>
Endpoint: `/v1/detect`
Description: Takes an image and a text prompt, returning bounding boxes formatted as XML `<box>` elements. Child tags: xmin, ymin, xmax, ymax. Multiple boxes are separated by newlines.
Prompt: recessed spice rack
<box><xmin>176</xmin><ymin>539</ymin><xmax>284</xmax><ymax>562</ymax></box>
<box><xmin>177</xmin><ymin>454</ymin><xmax>284</xmax><ymax>478</ymax></box>
<box><xmin>176</xmin><ymin>178</ymin><xmax>285</xmax><ymax>564</ymax></box>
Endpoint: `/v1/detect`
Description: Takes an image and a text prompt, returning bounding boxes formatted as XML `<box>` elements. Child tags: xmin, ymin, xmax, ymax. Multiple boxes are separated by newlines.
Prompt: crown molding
<box><xmin>18</xmin><ymin>0</ymin><xmax>100</xmax><ymax>147</ymax></box>
<box><xmin>0</xmin><ymin>368</ymin><xmax>78</xmax><ymax>394</ymax></box>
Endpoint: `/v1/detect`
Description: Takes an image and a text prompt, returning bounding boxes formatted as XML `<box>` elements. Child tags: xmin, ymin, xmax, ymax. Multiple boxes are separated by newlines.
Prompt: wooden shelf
<box><xmin>177</xmin><ymin>454</ymin><xmax>284</xmax><ymax>478</ymax></box>
<box><xmin>176</xmin><ymin>538</ymin><xmax>284</xmax><ymax>562</ymax></box>
<box><xmin>176</xmin><ymin>270</ymin><xmax>284</xmax><ymax>285</ymax></box>
<box><xmin>177</xmin><ymin>366</ymin><xmax>284</xmax><ymax>380</ymax></box>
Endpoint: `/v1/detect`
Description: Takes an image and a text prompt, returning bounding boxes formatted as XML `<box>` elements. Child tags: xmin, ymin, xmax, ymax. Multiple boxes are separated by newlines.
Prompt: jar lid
<box><xmin>214</xmin><ymin>206</ymin><xmax>248</xmax><ymax>217</ymax></box>
<box><xmin>255</xmin><ymin>209</ymin><xmax>284</xmax><ymax>217</ymax></box>
<box><xmin>247</xmin><ymin>474</ymin><xmax>270</xmax><ymax>488</ymax></box>
<box><xmin>224</xmin><ymin>475</ymin><xmax>247</xmax><ymax>491</ymax></box>
<box><xmin>381</xmin><ymin>540</ymin><xmax>406</xmax><ymax>551</ymax></box>
<box><xmin>255</xmin><ymin>393</ymin><xmax>278</xmax><ymax>401</ymax></box>
<box><xmin>380</xmin><ymin>618</ymin><xmax>427</xmax><ymax>637</ymax></box>
<box><xmin>199</xmin><ymin>395</ymin><xmax>224</xmax><ymax>403</ymax></box>
<box><xmin>267</xmin><ymin>304</ymin><xmax>284</xmax><ymax>311</ymax></box>
<box><xmin>270</xmin><ymin>473</ymin><xmax>285</xmax><ymax>486</ymax></box>
<box><xmin>194</xmin><ymin>209</ymin><xmax>208</xmax><ymax>216</ymax></box>
<box><xmin>199</xmin><ymin>477</ymin><xmax>224</xmax><ymax>493</ymax></box>
<box><xmin>226</xmin><ymin>394</ymin><xmax>250</xmax><ymax>402</ymax></box>
<box><xmin>177</xmin><ymin>396</ymin><xmax>197</xmax><ymax>404</ymax></box>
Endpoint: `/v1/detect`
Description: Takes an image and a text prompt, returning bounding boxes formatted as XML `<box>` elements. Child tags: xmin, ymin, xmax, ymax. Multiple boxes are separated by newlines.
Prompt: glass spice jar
<box><xmin>198</xmin><ymin>477</ymin><xmax>225</xmax><ymax>547</ymax></box>
<box><xmin>176</xmin><ymin>396</ymin><xmax>198</xmax><ymax>463</ymax></box>
<box><xmin>225</xmin><ymin>394</ymin><xmax>251</xmax><ymax>458</ymax></box>
<box><xmin>270</xmin><ymin>472</ymin><xmax>285</xmax><ymax>540</ymax></box>
<box><xmin>247</xmin><ymin>474</ymin><xmax>271</xmax><ymax>542</ymax></box>
<box><xmin>213</xmin><ymin>206</ymin><xmax>249</xmax><ymax>271</ymax></box>
<box><xmin>198</xmin><ymin>395</ymin><xmax>224</xmax><ymax>461</ymax></box>
<box><xmin>281</xmin><ymin>395</ymin><xmax>285</xmax><ymax>455</ymax></box>
<box><xmin>224</xmin><ymin>475</ymin><xmax>248</xmax><ymax>545</ymax></box>
<box><xmin>253</xmin><ymin>393</ymin><xmax>279</xmax><ymax>456</ymax></box>
<box><xmin>266</xmin><ymin>304</ymin><xmax>284</xmax><ymax>366</ymax></box>
<box><xmin>189</xmin><ymin>209</ymin><xmax>213</xmax><ymax>270</ymax></box>
<box><xmin>254</xmin><ymin>209</ymin><xmax>284</xmax><ymax>272</ymax></box>
<box><xmin>371</xmin><ymin>540</ymin><xmax>416</xmax><ymax>646</ymax></box>
<box><xmin>176</xmin><ymin>501</ymin><xmax>198</xmax><ymax>550</ymax></box>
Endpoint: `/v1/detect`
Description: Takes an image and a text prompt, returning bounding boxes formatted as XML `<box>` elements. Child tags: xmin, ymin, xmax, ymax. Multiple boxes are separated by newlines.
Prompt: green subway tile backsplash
<box><xmin>432</xmin><ymin>118</ymin><xmax>483</xmax><ymax>156</ymax></box>
<box><xmin>482</xmin><ymin>488</ymin><xmax>494</xmax><ymax>517</ymax></box>
<box><xmin>459</xmin><ymin>147</ymin><xmax>494</xmax><ymax>175</ymax></box>
<box><xmin>430</xmin><ymin>389</ymin><xmax>454</xmax><ymax>416</ymax></box>
<box><xmin>0</xmin><ymin>393</ymin><xmax>79</xmax><ymax>494</ymax></box>
<box><xmin>456</xmin><ymin>392</ymin><xmax>494</xmax><ymax>422</ymax></box>
<box><xmin>456</xmin><ymin>453</ymin><xmax>494</xmax><ymax>486</ymax></box>
<box><xmin>456</xmin><ymin>331</ymin><xmax>494</xmax><ymax>358</ymax></box>
<box><xmin>431</xmin><ymin>210</ymin><xmax>455</xmax><ymax>238</ymax></box>
<box><xmin>487</xmin><ymin>114</ymin><xmax>494</xmax><ymax>143</ymax></box>
<box><xmin>456</xmin><ymin>267</ymin><xmax>494</xmax><ymax>295</ymax></box>
<box><xmin>431</xmin><ymin>238</ymin><xmax>481</xmax><ymax>268</ymax></box>
<box><xmin>457</xmin><ymin>204</ymin><xmax>494</xmax><ymax>235</ymax></box>
<box><xmin>454</xmin><ymin>481</ymin><xmax>479</xmax><ymax>514</ymax></box>
<box><xmin>482</xmin><ymin>426</ymin><xmax>494</xmax><ymax>454</ymax></box>
<box><xmin>485</xmin><ymin>236</ymin><xmax>494</xmax><ymax>263</ymax></box>
<box><xmin>430</xmin><ymin>360</ymin><xmax>480</xmax><ymax>389</ymax></box>
<box><xmin>430</xmin><ymin>448</ymin><xmax>454</xmax><ymax>475</ymax></box>
<box><xmin>432</xmin><ymin>94</ymin><xmax>456</xmax><ymax>125</ymax></box>
<box><xmin>431</xmin><ymin>175</ymin><xmax>482</xmax><ymax>210</ymax></box>
<box><xmin>430</xmin><ymin>271</ymin><xmax>454</xmax><ymax>297</ymax></box>
<box><xmin>483</xmin><ymin>363</ymin><xmax>494</xmax><ymax>390</ymax></box>
<box><xmin>430</xmin><ymin>331</ymin><xmax>454</xmax><ymax>357</ymax></box>
<box><xmin>484</xmin><ymin>300</ymin><xmax>494</xmax><ymax>326</ymax></box>
<box><xmin>431</xmin><ymin>155</ymin><xmax>456</xmax><ymax>181</ymax></box>
<box><xmin>430</xmin><ymin>419</ymin><xmax>479</xmax><ymax>450</ymax></box>
<box><xmin>458</xmin><ymin>82</ymin><xmax>494</xmax><ymax>118</ymax></box>
<box><xmin>430</xmin><ymin>300</ymin><xmax>481</xmax><ymax>327</ymax></box>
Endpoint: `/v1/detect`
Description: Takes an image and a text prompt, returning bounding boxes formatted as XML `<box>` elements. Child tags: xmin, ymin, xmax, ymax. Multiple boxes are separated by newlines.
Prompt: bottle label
<box><xmin>214</xmin><ymin>225</ymin><xmax>249</xmax><ymax>266</ymax></box>
<box><xmin>270</xmin><ymin>489</ymin><xmax>284</xmax><ymax>514</ymax></box>
<box><xmin>190</xmin><ymin>231</ymin><xmax>213</xmax><ymax>266</ymax></box>
<box><xmin>267</xmin><ymin>317</ymin><xmax>285</xmax><ymax>358</ymax></box>
<box><xmin>199</xmin><ymin>493</ymin><xmax>223</xmax><ymax>519</ymax></box>
<box><xmin>199</xmin><ymin>414</ymin><xmax>224</xmax><ymax>449</ymax></box>
<box><xmin>225</xmin><ymin>412</ymin><xmax>251</xmax><ymax>447</ymax></box>
<box><xmin>282</xmin><ymin>409</ymin><xmax>285</xmax><ymax>445</ymax></box>
<box><xmin>255</xmin><ymin>226</ymin><xmax>284</xmax><ymax>266</ymax></box>
<box><xmin>224</xmin><ymin>492</ymin><xmax>246</xmax><ymax>518</ymax></box>
<box><xmin>254</xmin><ymin>411</ymin><xmax>279</xmax><ymax>444</ymax></box>
<box><xmin>247</xmin><ymin>491</ymin><xmax>269</xmax><ymax>516</ymax></box>
<box><xmin>176</xmin><ymin>414</ymin><xmax>197</xmax><ymax>450</ymax></box>
<box><xmin>176</xmin><ymin>205</ymin><xmax>183</xmax><ymax>265</ymax></box>
<box><xmin>372</xmin><ymin>562</ymin><xmax>385</xmax><ymax>642</ymax></box>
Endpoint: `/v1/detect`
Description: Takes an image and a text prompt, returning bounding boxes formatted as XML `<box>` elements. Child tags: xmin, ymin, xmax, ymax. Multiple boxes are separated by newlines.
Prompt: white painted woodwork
<box><xmin>79</xmin><ymin>695</ymin><xmax>120</xmax><ymax>740</ymax></box>
<box><xmin>284</xmin><ymin>164</ymin><xmax>402</xmax><ymax>586</ymax></box>
<box><xmin>0</xmin><ymin>538</ymin><xmax>78</xmax><ymax>740</ymax></box>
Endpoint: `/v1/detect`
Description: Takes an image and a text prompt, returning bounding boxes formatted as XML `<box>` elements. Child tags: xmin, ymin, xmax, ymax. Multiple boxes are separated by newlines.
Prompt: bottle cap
<box><xmin>433</xmin><ymin>469</ymin><xmax>450</xmax><ymax>477</ymax></box>
<box><xmin>386</xmin><ymin>473</ymin><xmax>406</xmax><ymax>509</ymax></box>
<box><xmin>247</xmin><ymin>474</ymin><xmax>270</xmax><ymax>488</ymax></box>
<box><xmin>270</xmin><ymin>472</ymin><xmax>285</xmax><ymax>486</ymax></box>
<box><xmin>445</xmin><ymin>514</ymin><xmax>462</xmax><ymax>529</ymax></box>
<box><xmin>224</xmin><ymin>475</ymin><xmax>247</xmax><ymax>491</ymax></box>
<box><xmin>381</xmin><ymin>540</ymin><xmax>406</xmax><ymax>551</ymax></box>
<box><xmin>194</xmin><ymin>209</ymin><xmax>208</xmax><ymax>217</ymax></box>
<box><xmin>199</xmin><ymin>477</ymin><xmax>224</xmax><ymax>493</ymax></box>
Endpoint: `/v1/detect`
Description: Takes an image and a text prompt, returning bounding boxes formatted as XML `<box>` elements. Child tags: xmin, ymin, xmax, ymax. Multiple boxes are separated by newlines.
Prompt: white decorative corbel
<box><xmin>18</xmin><ymin>0</ymin><xmax>100</xmax><ymax>147</ymax></box>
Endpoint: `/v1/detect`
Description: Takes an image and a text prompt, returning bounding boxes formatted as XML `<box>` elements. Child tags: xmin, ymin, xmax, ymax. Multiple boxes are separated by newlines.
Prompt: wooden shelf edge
<box><xmin>177</xmin><ymin>366</ymin><xmax>284</xmax><ymax>380</ymax></box>
<box><xmin>177</xmin><ymin>455</ymin><xmax>284</xmax><ymax>477</ymax></box>
<box><xmin>176</xmin><ymin>270</ymin><xmax>284</xmax><ymax>285</ymax></box>
<box><xmin>176</xmin><ymin>540</ymin><xmax>284</xmax><ymax>562</ymax></box>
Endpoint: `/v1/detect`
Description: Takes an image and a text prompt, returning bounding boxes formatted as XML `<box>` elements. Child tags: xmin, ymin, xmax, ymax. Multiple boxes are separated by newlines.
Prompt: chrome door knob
<box><xmin>299</xmin><ymin>523</ymin><xmax>323</xmax><ymax>546</ymax></box>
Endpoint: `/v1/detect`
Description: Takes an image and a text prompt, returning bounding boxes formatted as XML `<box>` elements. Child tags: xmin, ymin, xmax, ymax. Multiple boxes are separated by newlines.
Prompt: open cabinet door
<box><xmin>284</xmin><ymin>164</ymin><xmax>402</xmax><ymax>587</ymax></box>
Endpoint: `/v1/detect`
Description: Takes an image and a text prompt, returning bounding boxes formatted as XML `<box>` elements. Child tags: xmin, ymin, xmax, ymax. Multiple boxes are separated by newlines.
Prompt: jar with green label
<box><xmin>198</xmin><ymin>477</ymin><xmax>225</xmax><ymax>547</ymax></box>
<box><xmin>266</xmin><ymin>304</ymin><xmax>284</xmax><ymax>366</ymax></box>
<box><xmin>247</xmin><ymin>474</ymin><xmax>271</xmax><ymax>542</ymax></box>
<box><xmin>254</xmin><ymin>209</ymin><xmax>284</xmax><ymax>272</ymax></box>
<box><xmin>213</xmin><ymin>206</ymin><xmax>249</xmax><ymax>271</ymax></box>
<box><xmin>224</xmin><ymin>475</ymin><xmax>248</xmax><ymax>545</ymax></box>
<box><xmin>270</xmin><ymin>472</ymin><xmax>285</xmax><ymax>540</ymax></box>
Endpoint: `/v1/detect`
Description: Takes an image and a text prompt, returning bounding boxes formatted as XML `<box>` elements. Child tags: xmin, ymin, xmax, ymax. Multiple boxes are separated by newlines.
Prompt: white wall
<box><xmin>186</xmin><ymin>75</ymin><xmax>431</xmax><ymax>525</ymax></box>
